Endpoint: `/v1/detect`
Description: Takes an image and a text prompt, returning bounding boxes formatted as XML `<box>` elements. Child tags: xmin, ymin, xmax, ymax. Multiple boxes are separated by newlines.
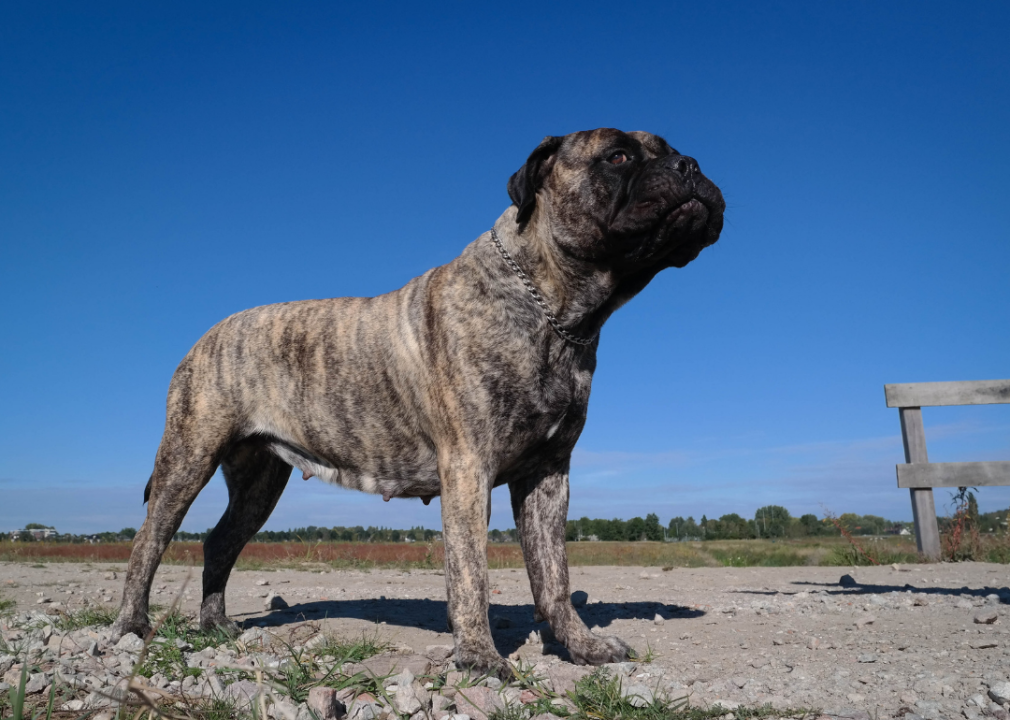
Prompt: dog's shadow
<box><xmin>235</xmin><ymin>598</ymin><xmax>705</xmax><ymax>658</ymax></box>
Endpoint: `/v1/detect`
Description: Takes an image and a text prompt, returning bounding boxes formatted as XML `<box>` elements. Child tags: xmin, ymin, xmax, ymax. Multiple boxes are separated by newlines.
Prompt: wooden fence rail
<box><xmin>884</xmin><ymin>379</ymin><xmax>1010</xmax><ymax>560</ymax></box>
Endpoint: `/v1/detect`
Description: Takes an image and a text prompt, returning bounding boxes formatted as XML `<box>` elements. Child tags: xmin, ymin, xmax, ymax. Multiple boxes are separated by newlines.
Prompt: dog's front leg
<box><xmin>510</xmin><ymin>467</ymin><xmax>633</xmax><ymax>665</ymax></box>
<box><xmin>440</xmin><ymin>456</ymin><xmax>509</xmax><ymax>678</ymax></box>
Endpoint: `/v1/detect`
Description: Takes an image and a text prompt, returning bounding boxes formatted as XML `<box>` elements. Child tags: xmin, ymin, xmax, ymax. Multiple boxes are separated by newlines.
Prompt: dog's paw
<box><xmin>110</xmin><ymin>616</ymin><xmax>153</xmax><ymax>643</ymax></box>
<box><xmin>567</xmin><ymin>633</ymin><xmax>633</xmax><ymax>666</ymax></box>
<box><xmin>455</xmin><ymin>647</ymin><xmax>514</xmax><ymax>681</ymax></box>
<box><xmin>200</xmin><ymin>615</ymin><xmax>241</xmax><ymax>637</ymax></box>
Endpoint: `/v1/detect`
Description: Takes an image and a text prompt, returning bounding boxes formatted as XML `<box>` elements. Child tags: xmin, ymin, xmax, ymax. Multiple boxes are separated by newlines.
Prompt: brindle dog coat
<box><xmin>112</xmin><ymin>128</ymin><xmax>725</xmax><ymax>676</ymax></box>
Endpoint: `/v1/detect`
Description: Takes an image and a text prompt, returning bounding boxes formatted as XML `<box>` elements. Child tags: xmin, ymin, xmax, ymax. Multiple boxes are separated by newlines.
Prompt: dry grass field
<box><xmin>0</xmin><ymin>536</ymin><xmax>947</xmax><ymax>570</ymax></box>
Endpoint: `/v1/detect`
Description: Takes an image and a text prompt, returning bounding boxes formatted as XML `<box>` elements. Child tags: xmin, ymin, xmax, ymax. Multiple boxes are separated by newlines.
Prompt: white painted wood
<box><xmin>885</xmin><ymin>379</ymin><xmax>1010</xmax><ymax>408</ymax></box>
<box><xmin>897</xmin><ymin>461</ymin><xmax>1010</xmax><ymax>488</ymax></box>
<box><xmin>899</xmin><ymin>407</ymin><xmax>941</xmax><ymax>561</ymax></box>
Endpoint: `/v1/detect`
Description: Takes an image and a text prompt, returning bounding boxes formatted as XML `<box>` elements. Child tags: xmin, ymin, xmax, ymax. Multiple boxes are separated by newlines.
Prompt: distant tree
<box><xmin>643</xmin><ymin>514</ymin><xmax>663</xmax><ymax>541</ymax></box>
<box><xmin>754</xmin><ymin>505</ymin><xmax>791</xmax><ymax>538</ymax></box>
<box><xmin>799</xmin><ymin>514</ymin><xmax>822</xmax><ymax>536</ymax></box>
<box><xmin>626</xmin><ymin>517</ymin><xmax>646</xmax><ymax>541</ymax></box>
<box><xmin>24</xmin><ymin>523</ymin><xmax>48</xmax><ymax>530</ymax></box>
<box><xmin>119</xmin><ymin>528</ymin><xmax>137</xmax><ymax>539</ymax></box>
<box><xmin>668</xmin><ymin>516</ymin><xmax>685</xmax><ymax>539</ymax></box>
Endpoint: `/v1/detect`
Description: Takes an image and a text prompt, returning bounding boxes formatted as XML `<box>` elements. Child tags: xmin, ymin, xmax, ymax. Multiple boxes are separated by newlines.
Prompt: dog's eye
<box><xmin>608</xmin><ymin>151</ymin><xmax>630</xmax><ymax>165</ymax></box>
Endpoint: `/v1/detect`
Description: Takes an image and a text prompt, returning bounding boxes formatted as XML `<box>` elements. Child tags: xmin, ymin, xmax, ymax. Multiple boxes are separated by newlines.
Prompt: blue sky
<box><xmin>1</xmin><ymin>2</ymin><xmax>1008</xmax><ymax>534</ymax></box>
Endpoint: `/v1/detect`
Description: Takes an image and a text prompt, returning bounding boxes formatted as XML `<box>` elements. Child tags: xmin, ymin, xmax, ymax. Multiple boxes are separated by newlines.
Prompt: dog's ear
<box><xmin>507</xmin><ymin>135</ymin><xmax>563</xmax><ymax>226</ymax></box>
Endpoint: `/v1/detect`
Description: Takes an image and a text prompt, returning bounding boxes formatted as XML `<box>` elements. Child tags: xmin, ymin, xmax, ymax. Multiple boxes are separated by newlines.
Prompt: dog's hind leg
<box><xmin>112</xmin><ymin>414</ymin><xmax>228</xmax><ymax>640</ymax></box>
<box><xmin>510</xmin><ymin>464</ymin><xmax>633</xmax><ymax>666</ymax></box>
<box><xmin>200</xmin><ymin>437</ymin><xmax>290</xmax><ymax>633</ymax></box>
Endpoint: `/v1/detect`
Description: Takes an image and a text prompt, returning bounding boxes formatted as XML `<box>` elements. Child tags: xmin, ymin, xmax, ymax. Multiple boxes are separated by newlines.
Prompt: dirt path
<box><xmin>3</xmin><ymin>560</ymin><xmax>1010</xmax><ymax>718</ymax></box>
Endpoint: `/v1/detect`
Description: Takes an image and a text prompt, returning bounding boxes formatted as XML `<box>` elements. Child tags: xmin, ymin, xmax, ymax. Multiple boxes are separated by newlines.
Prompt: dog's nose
<box><xmin>668</xmin><ymin>154</ymin><xmax>700</xmax><ymax>178</ymax></box>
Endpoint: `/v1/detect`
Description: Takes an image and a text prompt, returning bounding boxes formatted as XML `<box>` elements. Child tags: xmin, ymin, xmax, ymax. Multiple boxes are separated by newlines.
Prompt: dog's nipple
<box><xmin>382</xmin><ymin>491</ymin><xmax>392</xmax><ymax>502</ymax></box>
<box><xmin>422</xmin><ymin>496</ymin><xmax>433</xmax><ymax>506</ymax></box>
<box><xmin>302</xmin><ymin>471</ymin><xmax>313</xmax><ymax>481</ymax></box>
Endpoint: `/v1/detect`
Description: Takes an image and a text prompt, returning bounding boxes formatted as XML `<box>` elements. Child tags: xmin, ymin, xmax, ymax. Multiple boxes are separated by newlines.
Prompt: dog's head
<box><xmin>507</xmin><ymin>128</ymin><xmax>724</xmax><ymax>274</ymax></box>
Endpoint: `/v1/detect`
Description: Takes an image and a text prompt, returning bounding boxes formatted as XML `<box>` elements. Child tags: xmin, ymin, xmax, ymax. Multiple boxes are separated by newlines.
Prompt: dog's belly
<box><xmin>258</xmin><ymin>427</ymin><xmax>442</xmax><ymax>501</ymax></box>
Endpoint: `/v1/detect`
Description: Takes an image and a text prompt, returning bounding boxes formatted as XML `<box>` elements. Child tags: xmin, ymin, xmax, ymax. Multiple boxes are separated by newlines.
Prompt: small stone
<box><xmin>224</xmin><ymin>679</ymin><xmax>263</xmax><ymax>709</ymax></box>
<box><xmin>807</xmin><ymin>637</ymin><xmax>820</xmax><ymax>650</ymax></box>
<box><xmin>425</xmin><ymin>644</ymin><xmax>454</xmax><ymax>662</ymax></box>
<box><xmin>899</xmin><ymin>691</ymin><xmax>917</xmax><ymax>704</ymax></box>
<box><xmin>974</xmin><ymin>611</ymin><xmax>998</xmax><ymax>625</ymax></box>
<box><xmin>256</xmin><ymin>579</ymin><xmax>270</xmax><ymax>586</ymax></box>
<box><xmin>988</xmin><ymin>680</ymin><xmax>1010</xmax><ymax>704</ymax></box>
<box><xmin>114</xmin><ymin>632</ymin><xmax>145</xmax><ymax>653</ymax></box>
<box><xmin>622</xmin><ymin>683</ymin><xmax>654</xmax><ymax>707</ymax></box>
<box><xmin>103</xmin><ymin>572</ymin><xmax>117</xmax><ymax>580</ymax></box>
<box><xmin>571</xmin><ymin>590</ymin><xmax>588</xmax><ymax>607</ymax></box>
<box><xmin>857</xmin><ymin>653</ymin><xmax>877</xmax><ymax>663</ymax></box>
<box><xmin>970</xmin><ymin>640</ymin><xmax>998</xmax><ymax>650</ymax></box>
<box><xmin>956</xmin><ymin>598</ymin><xmax>975</xmax><ymax>610</ymax></box>
<box><xmin>854</xmin><ymin>615</ymin><xmax>876</xmax><ymax>629</ymax></box>
<box><xmin>847</xmin><ymin>693</ymin><xmax>865</xmax><ymax>703</ymax></box>
<box><xmin>653</xmin><ymin>613</ymin><xmax>665</xmax><ymax>626</ymax></box>
<box><xmin>839</xmin><ymin>574</ymin><xmax>858</xmax><ymax>587</ymax></box>
<box><xmin>307</xmin><ymin>686</ymin><xmax>346</xmax><ymax>720</ymax></box>
<box><xmin>392</xmin><ymin>684</ymin><xmax>422</xmax><ymax>715</ymax></box>
<box><xmin>24</xmin><ymin>673</ymin><xmax>49</xmax><ymax>694</ymax></box>
<box><xmin>454</xmin><ymin>685</ymin><xmax>503</xmax><ymax>719</ymax></box>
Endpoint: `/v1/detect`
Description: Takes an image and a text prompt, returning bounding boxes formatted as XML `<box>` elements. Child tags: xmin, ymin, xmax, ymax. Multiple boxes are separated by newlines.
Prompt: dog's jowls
<box><xmin>113</xmin><ymin>128</ymin><xmax>725</xmax><ymax>677</ymax></box>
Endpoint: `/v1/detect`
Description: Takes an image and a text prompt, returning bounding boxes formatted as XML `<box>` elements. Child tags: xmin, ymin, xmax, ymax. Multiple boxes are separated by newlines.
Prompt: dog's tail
<box><xmin>143</xmin><ymin>475</ymin><xmax>153</xmax><ymax>504</ymax></box>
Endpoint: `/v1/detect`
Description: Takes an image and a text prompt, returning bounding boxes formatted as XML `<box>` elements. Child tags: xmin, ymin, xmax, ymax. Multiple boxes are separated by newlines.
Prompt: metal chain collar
<box><xmin>489</xmin><ymin>227</ymin><xmax>598</xmax><ymax>346</ymax></box>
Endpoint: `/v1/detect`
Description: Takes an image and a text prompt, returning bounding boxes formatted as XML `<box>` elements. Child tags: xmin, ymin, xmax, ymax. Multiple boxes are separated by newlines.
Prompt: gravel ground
<box><xmin>2</xmin><ymin>560</ymin><xmax>1010</xmax><ymax>719</ymax></box>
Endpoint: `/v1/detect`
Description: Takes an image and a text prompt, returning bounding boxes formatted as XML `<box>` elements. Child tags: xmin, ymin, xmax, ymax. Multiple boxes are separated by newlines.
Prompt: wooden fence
<box><xmin>884</xmin><ymin>379</ymin><xmax>1010</xmax><ymax>560</ymax></box>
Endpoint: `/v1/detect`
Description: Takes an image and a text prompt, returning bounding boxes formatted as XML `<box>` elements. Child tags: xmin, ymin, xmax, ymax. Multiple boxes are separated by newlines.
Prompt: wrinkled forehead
<box><xmin>561</xmin><ymin>128</ymin><xmax>675</xmax><ymax>160</ymax></box>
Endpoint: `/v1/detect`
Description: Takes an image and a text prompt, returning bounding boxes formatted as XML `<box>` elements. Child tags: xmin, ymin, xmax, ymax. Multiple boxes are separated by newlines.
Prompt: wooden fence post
<box><xmin>899</xmin><ymin>406</ymin><xmax>941</xmax><ymax>560</ymax></box>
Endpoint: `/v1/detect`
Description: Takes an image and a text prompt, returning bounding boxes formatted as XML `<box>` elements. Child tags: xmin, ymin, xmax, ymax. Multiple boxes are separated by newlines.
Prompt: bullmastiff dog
<box><xmin>112</xmin><ymin>128</ymin><xmax>725</xmax><ymax>676</ymax></box>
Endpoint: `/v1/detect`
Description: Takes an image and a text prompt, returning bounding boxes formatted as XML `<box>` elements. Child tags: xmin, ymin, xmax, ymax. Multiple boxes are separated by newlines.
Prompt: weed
<box><xmin>0</xmin><ymin>595</ymin><xmax>15</xmax><ymax>615</ymax></box>
<box><xmin>314</xmin><ymin>632</ymin><xmax>389</xmax><ymax>664</ymax></box>
<box><xmin>49</xmin><ymin>604</ymin><xmax>119</xmax><ymax>631</ymax></box>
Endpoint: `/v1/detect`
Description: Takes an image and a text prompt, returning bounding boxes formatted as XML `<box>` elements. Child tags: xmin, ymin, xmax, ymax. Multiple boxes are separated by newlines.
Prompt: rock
<box><xmin>103</xmin><ymin>572</ymin><xmax>117</xmax><ymax>580</ymax></box>
<box><xmin>547</xmin><ymin>664</ymin><xmax>592</xmax><ymax>695</ymax></box>
<box><xmin>307</xmin><ymin>686</ymin><xmax>346</xmax><ymax>720</ymax></box>
<box><xmin>113</xmin><ymin>633</ymin><xmax>144</xmax><ymax>653</ymax></box>
<box><xmin>271</xmin><ymin>699</ymin><xmax>300</xmax><ymax>720</ymax></box>
<box><xmin>391</xmin><ymin>683</ymin><xmax>422</xmax><ymax>715</ymax></box>
<box><xmin>956</xmin><ymin>598</ymin><xmax>975</xmax><ymax>610</ymax></box>
<box><xmin>970</xmin><ymin>640</ymin><xmax>998</xmax><ymax>650</ymax></box>
<box><xmin>989</xmin><ymin>680</ymin><xmax>1010</xmax><ymax>704</ymax></box>
<box><xmin>61</xmin><ymin>699</ymin><xmax>86</xmax><ymax>711</ymax></box>
<box><xmin>975</xmin><ymin>611</ymin><xmax>998</xmax><ymax>625</ymax></box>
<box><xmin>223</xmin><ymin>679</ymin><xmax>263</xmax><ymax>708</ymax></box>
<box><xmin>256</xmin><ymin>579</ymin><xmax>270</xmax><ymax>586</ymax></box>
<box><xmin>807</xmin><ymin>637</ymin><xmax>820</xmax><ymax>650</ymax></box>
<box><xmin>384</xmin><ymin>668</ymin><xmax>415</xmax><ymax>689</ymax></box>
<box><xmin>266</xmin><ymin>595</ymin><xmax>289</xmax><ymax>611</ymax></box>
<box><xmin>854</xmin><ymin>615</ymin><xmax>876</xmax><ymax>629</ymax></box>
<box><xmin>454</xmin><ymin>685</ymin><xmax>504</xmax><ymax>720</ymax></box>
<box><xmin>24</xmin><ymin>672</ymin><xmax>49</xmax><ymax>694</ymax></box>
<box><xmin>653</xmin><ymin>613</ymin><xmax>665</xmax><ymax>625</ymax></box>
<box><xmin>839</xmin><ymin>574</ymin><xmax>858</xmax><ymax>587</ymax></box>
<box><xmin>622</xmin><ymin>682</ymin><xmax>655</xmax><ymax>707</ymax></box>
<box><xmin>238</xmin><ymin>627</ymin><xmax>270</xmax><ymax>648</ymax></box>
<box><xmin>857</xmin><ymin>653</ymin><xmax>877</xmax><ymax>663</ymax></box>
<box><xmin>425</xmin><ymin>644</ymin><xmax>454</xmax><ymax>663</ymax></box>
<box><xmin>571</xmin><ymin>590</ymin><xmax>588</xmax><ymax>607</ymax></box>
<box><xmin>529</xmin><ymin>714</ymin><xmax>564</xmax><ymax>720</ymax></box>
